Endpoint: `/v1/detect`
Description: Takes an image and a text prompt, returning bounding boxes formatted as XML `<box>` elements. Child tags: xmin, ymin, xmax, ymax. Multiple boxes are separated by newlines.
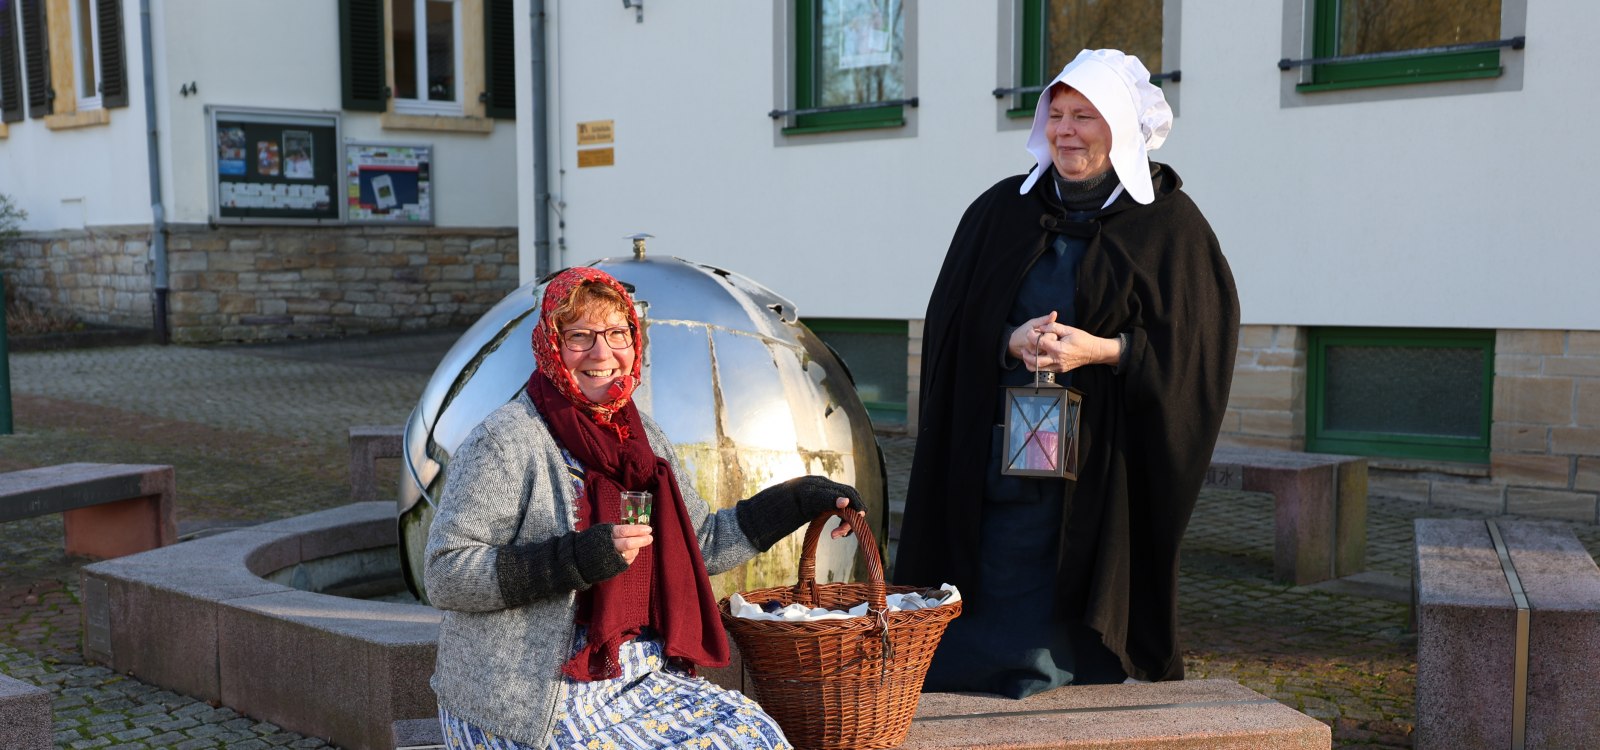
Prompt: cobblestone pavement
<box><xmin>4</xmin><ymin>336</ymin><xmax>1600</xmax><ymax>749</ymax></box>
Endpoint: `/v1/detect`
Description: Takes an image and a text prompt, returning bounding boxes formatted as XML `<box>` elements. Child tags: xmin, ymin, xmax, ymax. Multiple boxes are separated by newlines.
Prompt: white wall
<box><xmin>153</xmin><ymin>0</ymin><xmax>519</xmax><ymax>227</ymax></box>
<box><xmin>0</xmin><ymin>0</ymin><xmax>153</xmax><ymax>230</ymax></box>
<box><xmin>526</xmin><ymin>2</ymin><xmax>1595</xmax><ymax>330</ymax></box>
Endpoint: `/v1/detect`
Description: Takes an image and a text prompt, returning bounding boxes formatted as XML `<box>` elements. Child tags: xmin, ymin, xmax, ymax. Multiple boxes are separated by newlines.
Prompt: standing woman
<box><xmin>895</xmin><ymin>49</ymin><xmax>1239</xmax><ymax>697</ymax></box>
<box><xmin>425</xmin><ymin>267</ymin><xmax>862</xmax><ymax>749</ymax></box>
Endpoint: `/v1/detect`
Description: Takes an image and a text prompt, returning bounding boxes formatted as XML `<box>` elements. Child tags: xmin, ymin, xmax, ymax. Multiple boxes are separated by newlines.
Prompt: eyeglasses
<box><xmin>560</xmin><ymin>326</ymin><xmax>635</xmax><ymax>352</ymax></box>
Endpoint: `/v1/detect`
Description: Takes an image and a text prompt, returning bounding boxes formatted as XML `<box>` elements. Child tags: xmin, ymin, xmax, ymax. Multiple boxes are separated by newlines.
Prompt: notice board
<box><xmin>345</xmin><ymin>142</ymin><xmax>434</xmax><ymax>225</ymax></box>
<box><xmin>208</xmin><ymin>107</ymin><xmax>341</xmax><ymax>224</ymax></box>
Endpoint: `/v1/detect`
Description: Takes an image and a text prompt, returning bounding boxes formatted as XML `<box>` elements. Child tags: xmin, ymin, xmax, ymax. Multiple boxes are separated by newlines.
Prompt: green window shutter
<box><xmin>95</xmin><ymin>0</ymin><xmax>127</xmax><ymax>108</ymax></box>
<box><xmin>483</xmin><ymin>0</ymin><xmax>515</xmax><ymax>118</ymax></box>
<box><xmin>1</xmin><ymin>3</ymin><xmax>22</xmax><ymax>123</ymax></box>
<box><xmin>341</xmin><ymin>0</ymin><xmax>387</xmax><ymax>112</ymax></box>
<box><xmin>21</xmin><ymin>0</ymin><xmax>49</xmax><ymax>119</ymax></box>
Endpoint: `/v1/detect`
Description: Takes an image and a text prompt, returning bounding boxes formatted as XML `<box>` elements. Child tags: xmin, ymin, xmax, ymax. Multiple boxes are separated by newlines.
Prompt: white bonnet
<box><xmin>1020</xmin><ymin>49</ymin><xmax>1173</xmax><ymax>204</ymax></box>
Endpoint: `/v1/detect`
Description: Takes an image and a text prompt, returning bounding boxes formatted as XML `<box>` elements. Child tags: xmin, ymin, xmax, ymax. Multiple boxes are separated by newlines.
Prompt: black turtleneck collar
<box><xmin>1051</xmin><ymin>167</ymin><xmax>1119</xmax><ymax>213</ymax></box>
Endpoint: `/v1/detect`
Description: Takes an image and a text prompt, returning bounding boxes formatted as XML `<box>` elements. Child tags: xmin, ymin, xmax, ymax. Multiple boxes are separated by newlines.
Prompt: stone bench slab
<box><xmin>350</xmin><ymin>425</ymin><xmax>405</xmax><ymax>502</ymax></box>
<box><xmin>394</xmin><ymin>680</ymin><xmax>1328</xmax><ymax>749</ymax></box>
<box><xmin>904</xmin><ymin>679</ymin><xmax>1329</xmax><ymax>749</ymax></box>
<box><xmin>1</xmin><ymin>462</ymin><xmax>177</xmax><ymax>559</ymax></box>
<box><xmin>1207</xmin><ymin>447</ymin><xmax>1367</xmax><ymax>585</ymax></box>
<box><xmin>0</xmin><ymin>674</ymin><xmax>51</xmax><ymax>750</ymax></box>
<box><xmin>1415</xmin><ymin>518</ymin><xmax>1600</xmax><ymax>749</ymax></box>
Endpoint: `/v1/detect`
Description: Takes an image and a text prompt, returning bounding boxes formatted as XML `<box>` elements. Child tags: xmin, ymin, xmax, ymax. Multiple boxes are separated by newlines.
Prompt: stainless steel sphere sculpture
<box><xmin>397</xmin><ymin>241</ymin><xmax>887</xmax><ymax>604</ymax></box>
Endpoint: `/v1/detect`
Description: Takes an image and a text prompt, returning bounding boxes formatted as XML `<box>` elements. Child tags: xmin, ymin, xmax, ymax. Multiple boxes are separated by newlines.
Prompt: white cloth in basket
<box><xmin>730</xmin><ymin>584</ymin><xmax>962</xmax><ymax>622</ymax></box>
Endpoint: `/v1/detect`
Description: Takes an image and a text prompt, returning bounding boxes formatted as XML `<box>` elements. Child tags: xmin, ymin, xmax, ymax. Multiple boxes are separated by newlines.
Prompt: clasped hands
<box><xmin>1008</xmin><ymin>311</ymin><xmax>1121</xmax><ymax>374</ymax></box>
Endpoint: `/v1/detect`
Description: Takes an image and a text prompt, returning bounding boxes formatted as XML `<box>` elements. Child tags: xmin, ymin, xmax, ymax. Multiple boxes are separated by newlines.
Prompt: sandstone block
<box><xmin>1492</xmin><ymin>423</ymin><xmax>1548</xmax><ymax>453</ymax></box>
<box><xmin>1579</xmin><ymin>380</ymin><xmax>1600</xmax><ymax>426</ymax></box>
<box><xmin>1226</xmin><ymin>368</ymin><xmax>1300</xmax><ymax>412</ymax></box>
<box><xmin>1506</xmin><ymin>488</ymin><xmax>1596</xmax><ymax>523</ymax></box>
<box><xmin>1570</xmin><ymin>332</ymin><xmax>1600</xmax><ymax>356</ymax></box>
<box><xmin>1492</xmin><ymin>453</ymin><xmax>1571</xmax><ymax>488</ymax></box>
<box><xmin>1576</xmin><ymin>458</ymin><xmax>1600</xmax><ymax>492</ymax></box>
<box><xmin>1429</xmin><ymin>482</ymin><xmax>1505</xmax><ymax>514</ymax></box>
<box><xmin>1494</xmin><ymin>353</ymin><xmax>1543</xmax><ymax>376</ymax></box>
<box><xmin>1544</xmin><ymin>357</ymin><xmax>1600</xmax><ymax>378</ymax></box>
<box><xmin>1237</xmin><ymin>324</ymin><xmax>1275</xmax><ymax>349</ymax></box>
<box><xmin>1497</xmin><ymin>329</ymin><xmax>1565</xmax><ymax>356</ymax></box>
<box><xmin>1493</xmin><ymin>376</ymin><xmax>1574</xmax><ymax>426</ymax></box>
<box><xmin>1551</xmin><ymin>427</ymin><xmax>1600</xmax><ymax>456</ymax></box>
<box><xmin>1368</xmin><ymin>473</ymin><xmax>1431</xmax><ymax>504</ymax></box>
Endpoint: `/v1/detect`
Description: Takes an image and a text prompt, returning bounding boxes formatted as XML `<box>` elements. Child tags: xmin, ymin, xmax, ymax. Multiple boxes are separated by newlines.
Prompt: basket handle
<box><xmin>792</xmin><ymin>507</ymin><xmax>886</xmax><ymax>612</ymax></box>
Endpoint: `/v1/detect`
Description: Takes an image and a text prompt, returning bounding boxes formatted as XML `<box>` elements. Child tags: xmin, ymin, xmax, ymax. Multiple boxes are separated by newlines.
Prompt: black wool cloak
<box><xmin>893</xmin><ymin>163</ymin><xmax>1239</xmax><ymax>682</ymax></box>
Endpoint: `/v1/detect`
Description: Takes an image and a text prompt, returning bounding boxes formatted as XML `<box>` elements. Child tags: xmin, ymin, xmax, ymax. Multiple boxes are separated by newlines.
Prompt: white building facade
<box><xmin>514</xmin><ymin>1</ymin><xmax>1599</xmax><ymax>520</ymax></box>
<box><xmin>1</xmin><ymin>0</ymin><xmax>522</xmax><ymax>342</ymax></box>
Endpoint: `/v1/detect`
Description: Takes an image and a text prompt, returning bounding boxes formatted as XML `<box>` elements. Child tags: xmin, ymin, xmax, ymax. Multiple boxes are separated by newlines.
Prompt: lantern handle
<box><xmin>1032</xmin><ymin>329</ymin><xmax>1056</xmax><ymax>390</ymax></box>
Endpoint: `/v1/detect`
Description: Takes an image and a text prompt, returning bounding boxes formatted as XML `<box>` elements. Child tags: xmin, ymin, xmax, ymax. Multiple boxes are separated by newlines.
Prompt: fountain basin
<box><xmin>80</xmin><ymin>502</ymin><xmax>439</xmax><ymax>750</ymax></box>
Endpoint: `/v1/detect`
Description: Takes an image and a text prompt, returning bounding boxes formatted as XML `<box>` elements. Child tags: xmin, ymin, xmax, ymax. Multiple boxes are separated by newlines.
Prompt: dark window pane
<box><xmin>425</xmin><ymin>0</ymin><xmax>454</xmax><ymax>101</ymax></box>
<box><xmin>812</xmin><ymin>328</ymin><xmax>908</xmax><ymax>414</ymax></box>
<box><xmin>1046</xmin><ymin>0</ymin><xmax>1162</xmax><ymax>76</ymax></box>
<box><xmin>1338</xmin><ymin>0</ymin><xmax>1500</xmax><ymax>55</ymax></box>
<box><xmin>391</xmin><ymin>0</ymin><xmax>416</xmax><ymax>99</ymax></box>
<box><xmin>817</xmin><ymin>0</ymin><xmax>903</xmax><ymax>108</ymax></box>
<box><xmin>1324</xmin><ymin>345</ymin><xmax>1485</xmax><ymax>438</ymax></box>
<box><xmin>76</xmin><ymin>0</ymin><xmax>96</xmax><ymax>98</ymax></box>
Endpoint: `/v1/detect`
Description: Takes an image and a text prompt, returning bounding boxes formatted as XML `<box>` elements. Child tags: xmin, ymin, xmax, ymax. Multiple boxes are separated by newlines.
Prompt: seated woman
<box><xmin>425</xmin><ymin>267</ymin><xmax>862</xmax><ymax>749</ymax></box>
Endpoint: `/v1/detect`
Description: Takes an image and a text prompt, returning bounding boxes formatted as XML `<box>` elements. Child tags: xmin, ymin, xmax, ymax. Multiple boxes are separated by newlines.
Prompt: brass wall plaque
<box><xmin>577</xmin><ymin>148</ymin><xmax>615</xmax><ymax>168</ymax></box>
<box><xmin>577</xmin><ymin>120</ymin><xmax>615</xmax><ymax>145</ymax></box>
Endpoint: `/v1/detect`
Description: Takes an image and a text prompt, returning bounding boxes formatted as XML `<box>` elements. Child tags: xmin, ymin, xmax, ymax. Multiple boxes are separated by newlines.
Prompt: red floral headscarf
<box><xmin>531</xmin><ymin>267</ymin><xmax>642</xmax><ymax>438</ymax></box>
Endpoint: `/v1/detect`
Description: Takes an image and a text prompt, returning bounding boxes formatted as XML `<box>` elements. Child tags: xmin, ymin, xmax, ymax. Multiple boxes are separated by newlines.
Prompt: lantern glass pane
<box><xmin>1006</xmin><ymin>392</ymin><xmax>1064</xmax><ymax>472</ymax></box>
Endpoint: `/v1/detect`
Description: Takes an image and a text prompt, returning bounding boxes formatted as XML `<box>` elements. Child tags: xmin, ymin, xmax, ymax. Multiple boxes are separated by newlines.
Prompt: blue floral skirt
<box><xmin>439</xmin><ymin>631</ymin><xmax>791</xmax><ymax>750</ymax></box>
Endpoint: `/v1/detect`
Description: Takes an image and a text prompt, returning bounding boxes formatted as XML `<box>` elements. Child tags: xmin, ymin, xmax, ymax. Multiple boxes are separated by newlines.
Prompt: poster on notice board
<box><xmin>345</xmin><ymin>143</ymin><xmax>434</xmax><ymax>225</ymax></box>
<box><xmin>208</xmin><ymin>107</ymin><xmax>341</xmax><ymax>224</ymax></box>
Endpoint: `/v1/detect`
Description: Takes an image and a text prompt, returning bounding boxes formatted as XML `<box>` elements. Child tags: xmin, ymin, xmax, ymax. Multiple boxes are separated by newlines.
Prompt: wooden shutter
<box><xmin>340</xmin><ymin>0</ymin><xmax>387</xmax><ymax>112</ymax></box>
<box><xmin>21</xmin><ymin>0</ymin><xmax>48</xmax><ymax>118</ymax></box>
<box><xmin>95</xmin><ymin>0</ymin><xmax>126</xmax><ymax>107</ymax></box>
<box><xmin>483</xmin><ymin>0</ymin><xmax>515</xmax><ymax>118</ymax></box>
<box><xmin>1</xmin><ymin>2</ymin><xmax>22</xmax><ymax>122</ymax></box>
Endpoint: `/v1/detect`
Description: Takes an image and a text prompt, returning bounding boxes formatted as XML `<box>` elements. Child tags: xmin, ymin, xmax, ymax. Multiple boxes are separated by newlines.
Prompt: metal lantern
<box><xmin>1001</xmin><ymin>370</ymin><xmax>1083</xmax><ymax>479</ymax></box>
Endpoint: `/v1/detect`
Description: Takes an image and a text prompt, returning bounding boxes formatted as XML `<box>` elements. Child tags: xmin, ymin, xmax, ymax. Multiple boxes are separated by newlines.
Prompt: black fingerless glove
<box><xmin>495</xmin><ymin>524</ymin><xmax>628</xmax><ymax>608</ymax></box>
<box><xmin>736</xmin><ymin>475</ymin><xmax>865</xmax><ymax>552</ymax></box>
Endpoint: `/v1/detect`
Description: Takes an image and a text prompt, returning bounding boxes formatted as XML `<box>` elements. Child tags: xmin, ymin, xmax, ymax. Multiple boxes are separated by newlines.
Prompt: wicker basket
<box><xmin>718</xmin><ymin>508</ymin><xmax>961</xmax><ymax>750</ymax></box>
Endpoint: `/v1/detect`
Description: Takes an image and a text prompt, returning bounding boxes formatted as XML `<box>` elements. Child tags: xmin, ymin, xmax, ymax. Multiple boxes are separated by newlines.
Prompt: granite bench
<box><xmin>0</xmin><ymin>674</ymin><xmax>52</xmax><ymax>750</ymax></box>
<box><xmin>394</xmin><ymin>679</ymin><xmax>1329</xmax><ymax>749</ymax></box>
<box><xmin>349</xmin><ymin>425</ymin><xmax>405</xmax><ymax>502</ymax></box>
<box><xmin>0</xmin><ymin>463</ymin><xmax>177</xmax><ymax>559</ymax></box>
<box><xmin>1414</xmin><ymin>518</ymin><xmax>1600</xmax><ymax>749</ymax></box>
<box><xmin>1205</xmin><ymin>447</ymin><xmax>1367</xmax><ymax>585</ymax></box>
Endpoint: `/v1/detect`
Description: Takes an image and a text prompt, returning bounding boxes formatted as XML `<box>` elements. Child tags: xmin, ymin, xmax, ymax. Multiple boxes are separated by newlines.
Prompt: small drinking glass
<box><xmin>620</xmin><ymin>491</ymin><xmax>653</xmax><ymax>525</ymax></box>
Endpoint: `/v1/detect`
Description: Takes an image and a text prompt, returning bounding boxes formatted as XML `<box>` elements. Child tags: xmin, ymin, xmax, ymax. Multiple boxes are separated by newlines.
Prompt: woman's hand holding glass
<box><xmin>611</xmin><ymin>523</ymin><xmax>653</xmax><ymax>565</ymax></box>
<box><xmin>1008</xmin><ymin>311</ymin><xmax>1121</xmax><ymax>373</ymax></box>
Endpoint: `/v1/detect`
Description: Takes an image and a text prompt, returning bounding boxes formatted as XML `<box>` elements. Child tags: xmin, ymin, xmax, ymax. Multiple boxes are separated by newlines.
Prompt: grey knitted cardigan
<box><xmin>425</xmin><ymin>392</ymin><xmax>760</xmax><ymax>746</ymax></box>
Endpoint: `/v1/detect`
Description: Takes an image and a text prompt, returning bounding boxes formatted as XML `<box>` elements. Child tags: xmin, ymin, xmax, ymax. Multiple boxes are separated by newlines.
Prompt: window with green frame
<box><xmin>1300</xmin><ymin>0</ymin><xmax>1503</xmax><ymax>91</ymax></box>
<box><xmin>786</xmin><ymin>0</ymin><xmax>907</xmax><ymax>135</ymax></box>
<box><xmin>1009</xmin><ymin>0</ymin><xmax>1163</xmax><ymax>118</ymax></box>
<box><xmin>1306</xmin><ymin>328</ymin><xmax>1494</xmax><ymax>463</ymax></box>
<box><xmin>805</xmin><ymin>318</ymin><xmax>909</xmax><ymax>425</ymax></box>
